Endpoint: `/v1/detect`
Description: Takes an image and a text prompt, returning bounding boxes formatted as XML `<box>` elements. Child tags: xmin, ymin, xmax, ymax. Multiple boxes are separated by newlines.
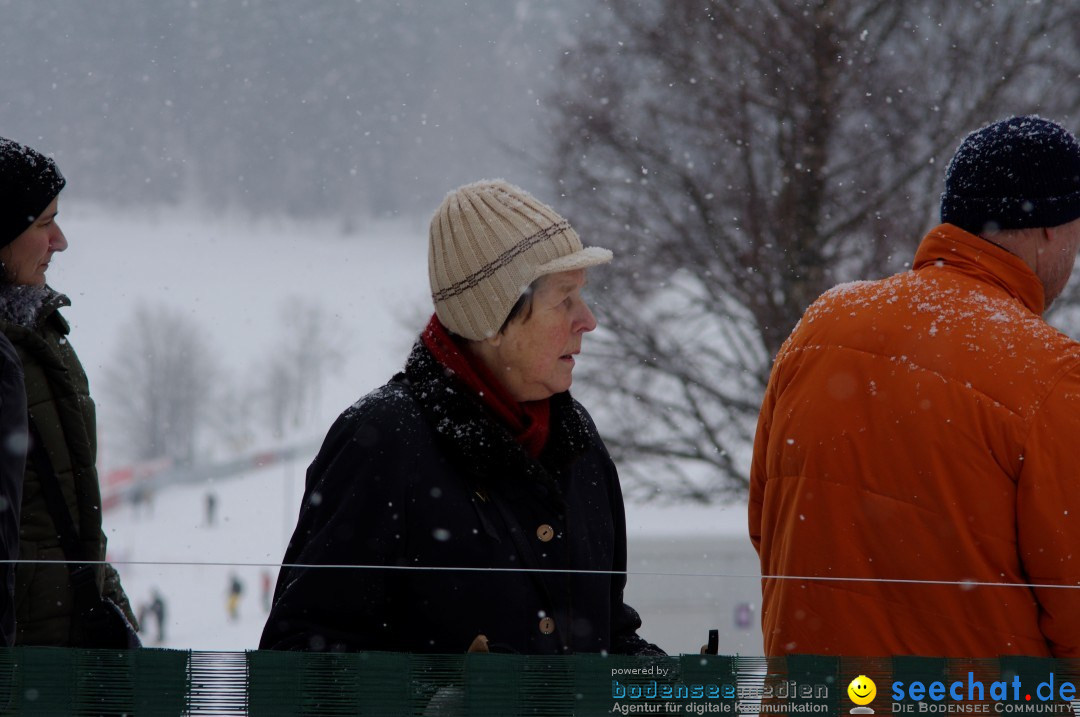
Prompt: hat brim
<box><xmin>534</xmin><ymin>246</ymin><xmax>613</xmax><ymax>280</ymax></box>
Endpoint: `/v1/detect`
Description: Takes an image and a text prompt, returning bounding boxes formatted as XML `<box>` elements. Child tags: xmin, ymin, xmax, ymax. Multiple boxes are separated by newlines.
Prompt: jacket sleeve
<box><xmin>101</xmin><ymin>559</ymin><xmax>139</xmax><ymax>630</ymax></box>
<box><xmin>1017</xmin><ymin>365</ymin><xmax>1080</xmax><ymax>657</ymax></box>
<box><xmin>605</xmin><ymin>453</ymin><xmax>665</xmax><ymax>656</ymax></box>
<box><xmin>259</xmin><ymin>400</ymin><xmax>410</xmax><ymax>652</ymax></box>
<box><xmin>748</xmin><ymin>375</ymin><xmax>777</xmax><ymax>556</ymax></box>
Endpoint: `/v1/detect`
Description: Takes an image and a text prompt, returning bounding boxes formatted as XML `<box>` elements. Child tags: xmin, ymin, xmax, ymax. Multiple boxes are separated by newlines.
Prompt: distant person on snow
<box><xmin>227</xmin><ymin>573</ymin><xmax>243</xmax><ymax>621</ymax></box>
<box><xmin>138</xmin><ymin>588</ymin><xmax>167</xmax><ymax>644</ymax></box>
<box><xmin>261</xmin><ymin>180</ymin><xmax>662</xmax><ymax>655</ymax></box>
<box><xmin>260</xmin><ymin>569</ymin><xmax>272</xmax><ymax>612</ymax></box>
<box><xmin>0</xmin><ymin>137</ymin><xmax>138</xmax><ymax>646</ymax></box>
<box><xmin>205</xmin><ymin>491</ymin><xmax>217</xmax><ymax>527</ymax></box>
<box><xmin>750</xmin><ymin>116</ymin><xmax>1080</xmax><ymax>657</ymax></box>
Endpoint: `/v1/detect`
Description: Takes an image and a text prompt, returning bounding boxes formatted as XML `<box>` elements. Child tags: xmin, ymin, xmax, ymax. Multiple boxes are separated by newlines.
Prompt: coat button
<box><xmin>539</xmin><ymin>617</ymin><xmax>556</xmax><ymax>635</ymax></box>
<box><xmin>536</xmin><ymin>524</ymin><xmax>554</xmax><ymax>542</ymax></box>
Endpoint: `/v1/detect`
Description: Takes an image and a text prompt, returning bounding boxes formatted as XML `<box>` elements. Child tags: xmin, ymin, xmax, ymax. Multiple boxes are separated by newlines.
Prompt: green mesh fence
<box><xmin>1</xmin><ymin>649</ymin><xmax>1079</xmax><ymax>715</ymax></box>
<box><xmin>0</xmin><ymin>647</ymin><xmax>189</xmax><ymax>715</ymax></box>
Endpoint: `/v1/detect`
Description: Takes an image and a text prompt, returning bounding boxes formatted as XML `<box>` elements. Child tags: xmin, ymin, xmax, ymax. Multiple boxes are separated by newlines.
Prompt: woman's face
<box><xmin>475</xmin><ymin>268</ymin><xmax>598</xmax><ymax>402</ymax></box>
<box><xmin>1</xmin><ymin>195</ymin><xmax>67</xmax><ymax>286</ymax></box>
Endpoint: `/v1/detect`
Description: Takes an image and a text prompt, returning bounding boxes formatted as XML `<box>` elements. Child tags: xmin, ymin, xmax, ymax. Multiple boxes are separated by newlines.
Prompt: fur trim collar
<box><xmin>0</xmin><ymin>284</ymin><xmax>60</xmax><ymax>328</ymax></box>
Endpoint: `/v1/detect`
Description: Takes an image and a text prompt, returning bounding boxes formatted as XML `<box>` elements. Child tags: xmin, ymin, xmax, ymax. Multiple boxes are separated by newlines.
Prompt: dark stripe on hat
<box><xmin>432</xmin><ymin>220</ymin><xmax>571</xmax><ymax>302</ymax></box>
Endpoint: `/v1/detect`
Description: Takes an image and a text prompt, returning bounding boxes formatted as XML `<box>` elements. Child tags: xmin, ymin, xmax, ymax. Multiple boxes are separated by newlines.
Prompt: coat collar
<box><xmin>399</xmin><ymin>339</ymin><xmax>592</xmax><ymax>504</ymax></box>
<box><xmin>0</xmin><ymin>284</ymin><xmax>69</xmax><ymax>333</ymax></box>
<box><xmin>913</xmin><ymin>224</ymin><xmax>1046</xmax><ymax>315</ymax></box>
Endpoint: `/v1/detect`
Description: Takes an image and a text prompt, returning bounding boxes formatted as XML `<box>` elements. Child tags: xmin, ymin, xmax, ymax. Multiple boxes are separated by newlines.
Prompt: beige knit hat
<box><xmin>429</xmin><ymin>179</ymin><xmax>613</xmax><ymax>340</ymax></box>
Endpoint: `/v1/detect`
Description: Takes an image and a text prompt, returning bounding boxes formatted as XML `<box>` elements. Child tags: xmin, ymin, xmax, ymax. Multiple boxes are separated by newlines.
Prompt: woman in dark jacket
<box><xmin>261</xmin><ymin>180</ymin><xmax>661</xmax><ymax>655</ymax></box>
<box><xmin>0</xmin><ymin>137</ymin><xmax>136</xmax><ymax>646</ymax></box>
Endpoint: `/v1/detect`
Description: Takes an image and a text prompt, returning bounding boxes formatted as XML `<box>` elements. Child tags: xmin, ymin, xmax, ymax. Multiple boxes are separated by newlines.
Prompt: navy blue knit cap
<box><xmin>940</xmin><ymin>115</ymin><xmax>1080</xmax><ymax>234</ymax></box>
<box><xmin>0</xmin><ymin>137</ymin><xmax>66</xmax><ymax>249</ymax></box>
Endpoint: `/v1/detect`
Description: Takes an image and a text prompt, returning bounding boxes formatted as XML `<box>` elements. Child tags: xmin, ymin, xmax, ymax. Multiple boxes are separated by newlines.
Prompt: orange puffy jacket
<box><xmin>749</xmin><ymin>224</ymin><xmax>1080</xmax><ymax>657</ymax></box>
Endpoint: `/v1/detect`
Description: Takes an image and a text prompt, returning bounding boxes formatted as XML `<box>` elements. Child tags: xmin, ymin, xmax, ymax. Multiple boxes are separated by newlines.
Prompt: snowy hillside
<box><xmin>50</xmin><ymin>203</ymin><xmax>432</xmax><ymax>445</ymax></box>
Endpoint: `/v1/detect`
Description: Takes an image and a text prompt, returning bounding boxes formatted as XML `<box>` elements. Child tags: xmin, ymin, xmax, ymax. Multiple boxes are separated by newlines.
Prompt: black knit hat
<box><xmin>940</xmin><ymin>115</ymin><xmax>1080</xmax><ymax>234</ymax></box>
<box><xmin>0</xmin><ymin>137</ymin><xmax>66</xmax><ymax>249</ymax></box>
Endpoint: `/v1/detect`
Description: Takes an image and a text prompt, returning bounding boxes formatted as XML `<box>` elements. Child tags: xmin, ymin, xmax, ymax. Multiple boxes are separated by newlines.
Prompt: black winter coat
<box><xmin>260</xmin><ymin>341</ymin><xmax>661</xmax><ymax>655</ymax></box>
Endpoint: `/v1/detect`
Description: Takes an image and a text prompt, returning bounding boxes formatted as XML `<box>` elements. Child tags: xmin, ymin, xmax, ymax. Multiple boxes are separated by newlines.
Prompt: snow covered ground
<box><xmin>45</xmin><ymin>203</ymin><xmax>758</xmax><ymax>654</ymax></box>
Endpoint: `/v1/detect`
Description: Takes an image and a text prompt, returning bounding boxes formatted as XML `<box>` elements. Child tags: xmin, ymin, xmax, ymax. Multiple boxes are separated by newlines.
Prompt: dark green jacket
<box><xmin>0</xmin><ymin>331</ymin><xmax>26</xmax><ymax>646</ymax></box>
<box><xmin>0</xmin><ymin>287</ymin><xmax>135</xmax><ymax>645</ymax></box>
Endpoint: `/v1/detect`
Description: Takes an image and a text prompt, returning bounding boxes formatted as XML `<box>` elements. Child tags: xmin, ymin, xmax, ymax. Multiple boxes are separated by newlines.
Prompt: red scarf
<box><xmin>421</xmin><ymin>314</ymin><xmax>551</xmax><ymax>458</ymax></box>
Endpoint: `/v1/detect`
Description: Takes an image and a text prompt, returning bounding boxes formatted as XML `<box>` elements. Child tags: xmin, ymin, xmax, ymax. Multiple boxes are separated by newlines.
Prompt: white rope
<box><xmin>2</xmin><ymin>558</ymin><xmax>1078</xmax><ymax>590</ymax></box>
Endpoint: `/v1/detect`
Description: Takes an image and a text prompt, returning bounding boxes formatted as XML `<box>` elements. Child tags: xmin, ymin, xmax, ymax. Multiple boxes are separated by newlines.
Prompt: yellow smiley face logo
<box><xmin>848</xmin><ymin>675</ymin><xmax>876</xmax><ymax>706</ymax></box>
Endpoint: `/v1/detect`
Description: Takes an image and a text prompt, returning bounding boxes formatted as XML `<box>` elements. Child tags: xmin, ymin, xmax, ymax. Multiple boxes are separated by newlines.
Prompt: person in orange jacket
<box><xmin>750</xmin><ymin>115</ymin><xmax>1080</xmax><ymax>658</ymax></box>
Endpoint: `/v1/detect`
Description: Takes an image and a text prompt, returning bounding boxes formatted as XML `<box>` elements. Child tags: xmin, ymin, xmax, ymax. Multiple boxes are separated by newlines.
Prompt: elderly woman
<box><xmin>261</xmin><ymin>180</ymin><xmax>661</xmax><ymax>655</ymax></box>
<box><xmin>0</xmin><ymin>137</ymin><xmax>137</xmax><ymax>646</ymax></box>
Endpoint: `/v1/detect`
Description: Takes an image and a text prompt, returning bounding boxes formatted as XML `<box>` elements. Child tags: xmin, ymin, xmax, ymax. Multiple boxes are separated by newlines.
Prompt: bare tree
<box><xmin>261</xmin><ymin>299</ymin><xmax>348</xmax><ymax>438</ymax></box>
<box><xmin>210</xmin><ymin>380</ymin><xmax>260</xmax><ymax>454</ymax></box>
<box><xmin>546</xmin><ymin>0</ymin><xmax>1080</xmax><ymax>502</ymax></box>
<box><xmin>101</xmin><ymin>305</ymin><xmax>219</xmax><ymax>465</ymax></box>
